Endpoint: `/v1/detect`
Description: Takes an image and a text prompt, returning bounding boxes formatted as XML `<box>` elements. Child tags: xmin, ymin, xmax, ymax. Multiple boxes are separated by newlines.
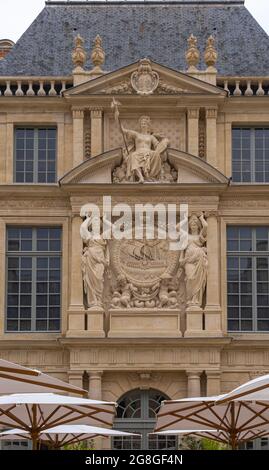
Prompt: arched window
<box><xmin>113</xmin><ymin>388</ymin><xmax>177</xmax><ymax>450</ymax></box>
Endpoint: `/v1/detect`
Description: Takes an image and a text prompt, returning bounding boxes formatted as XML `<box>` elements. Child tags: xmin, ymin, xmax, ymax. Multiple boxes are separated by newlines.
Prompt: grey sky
<box><xmin>0</xmin><ymin>0</ymin><xmax>269</xmax><ymax>42</ymax></box>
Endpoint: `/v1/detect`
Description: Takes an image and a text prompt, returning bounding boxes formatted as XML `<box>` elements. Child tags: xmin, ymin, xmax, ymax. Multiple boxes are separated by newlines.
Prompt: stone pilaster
<box><xmin>204</xmin><ymin>212</ymin><xmax>222</xmax><ymax>336</ymax></box>
<box><xmin>66</xmin><ymin>215</ymin><xmax>85</xmax><ymax>336</ymax></box>
<box><xmin>68</xmin><ymin>370</ymin><xmax>84</xmax><ymax>391</ymax></box>
<box><xmin>88</xmin><ymin>371</ymin><xmax>104</xmax><ymax>450</ymax></box>
<box><xmin>72</xmin><ymin>107</ymin><xmax>85</xmax><ymax>167</ymax></box>
<box><xmin>88</xmin><ymin>371</ymin><xmax>103</xmax><ymax>400</ymax></box>
<box><xmin>187</xmin><ymin>108</ymin><xmax>199</xmax><ymax>157</ymax></box>
<box><xmin>206</xmin><ymin>370</ymin><xmax>221</xmax><ymax>397</ymax></box>
<box><xmin>186</xmin><ymin>370</ymin><xmax>202</xmax><ymax>398</ymax></box>
<box><xmin>90</xmin><ymin>107</ymin><xmax>103</xmax><ymax>157</ymax></box>
<box><xmin>206</xmin><ymin>108</ymin><xmax>217</xmax><ymax>167</ymax></box>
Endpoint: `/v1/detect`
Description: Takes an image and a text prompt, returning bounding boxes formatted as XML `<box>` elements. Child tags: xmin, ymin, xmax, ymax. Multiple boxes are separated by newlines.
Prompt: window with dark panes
<box><xmin>15</xmin><ymin>128</ymin><xmax>57</xmax><ymax>183</ymax></box>
<box><xmin>227</xmin><ymin>226</ymin><xmax>269</xmax><ymax>332</ymax></box>
<box><xmin>113</xmin><ymin>389</ymin><xmax>177</xmax><ymax>450</ymax></box>
<box><xmin>232</xmin><ymin>128</ymin><xmax>269</xmax><ymax>183</ymax></box>
<box><xmin>6</xmin><ymin>227</ymin><xmax>61</xmax><ymax>332</ymax></box>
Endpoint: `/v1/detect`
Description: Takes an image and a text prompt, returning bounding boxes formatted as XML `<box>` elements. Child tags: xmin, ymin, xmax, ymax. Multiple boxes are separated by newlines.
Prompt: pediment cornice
<box><xmin>64</xmin><ymin>59</ymin><xmax>226</xmax><ymax>99</ymax></box>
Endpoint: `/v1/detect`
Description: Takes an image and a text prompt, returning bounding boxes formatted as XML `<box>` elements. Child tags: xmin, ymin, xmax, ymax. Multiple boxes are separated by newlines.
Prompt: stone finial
<box><xmin>204</xmin><ymin>35</ymin><xmax>218</xmax><ymax>69</ymax></box>
<box><xmin>185</xmin><ymin>34</ymin><xmax>200</xmax><ymax>71</ymax></box>
<box><xmin>72</xmin><ymin>34</ymin><xmax>87</xmax><ymax>71</ymax></box>
<box><xmin>91</xmin><ymin>35</ymin><xmax>105</xmax><ymax>73</ymax></box>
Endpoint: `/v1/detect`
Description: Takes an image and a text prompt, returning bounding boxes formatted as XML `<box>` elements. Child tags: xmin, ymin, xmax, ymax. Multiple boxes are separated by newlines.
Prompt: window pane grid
<box><xmin>6</xmin><ymin>227</ymin><xmax>61</xmax><ymax>333</ymax></box>
<box><xmin>232</xmin><ymin>128</ymin><xmax>269</xmax><ymax>183</ymax></box>
<box><xmin>227</xmin><ymin>226</ymin><xmax>269</xmax><ymax>332</ymax></box>
<box><xmin>15</xmin><ymin>128</ymin><xmax>57</xmax><ymax>183</ymax></box>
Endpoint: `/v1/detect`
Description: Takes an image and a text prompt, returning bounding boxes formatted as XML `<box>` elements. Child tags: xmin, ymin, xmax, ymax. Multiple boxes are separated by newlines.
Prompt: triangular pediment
<box><xmin>64</xmin><ymin>60</ymin><xmax>226</xmax><ymax>97</ymax></box>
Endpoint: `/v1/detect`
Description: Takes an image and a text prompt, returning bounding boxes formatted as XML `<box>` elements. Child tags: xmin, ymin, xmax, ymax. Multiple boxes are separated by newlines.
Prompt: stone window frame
<box><xmin>6</xmin><ymin>225</ymin><xmax>62</xmax><ymax>333</ymax></box>
<box><xmin>232</xmin><ymin>127</ymin><xmax>269</xmax><ymax>183</ymax></box>
<box><xmin>14</xmin><ymin>126</ymin><xmax>57</xmax><ymax>184</ymax></box>
<box><xmin>227</xmin><ymin>225</ymin><xmax>269</xmax><ymax>332</ymax></box>
<box><xmin>0</xmin><ymin>217</ymin><xmax>69</xmax><ymax>338</ymax></box>
<box><xmin>221</xmin><ymin>216</ymin><xmax>269</xmax><ymax>337</ymax></box>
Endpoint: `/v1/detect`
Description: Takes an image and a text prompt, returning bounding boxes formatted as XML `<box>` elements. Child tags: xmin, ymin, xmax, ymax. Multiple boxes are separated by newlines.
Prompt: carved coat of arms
<box><xmin>131</xmin><ymin>58</ymin><xmax>159</xmax><ymax>96</ymax></box>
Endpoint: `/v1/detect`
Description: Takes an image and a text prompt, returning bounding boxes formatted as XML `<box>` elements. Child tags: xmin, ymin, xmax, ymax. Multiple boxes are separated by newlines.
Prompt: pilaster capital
<box><xmin>90</xmin><ymin>107</ymin><xmax>103</xmax><ymax>118</ymax></box>
<box><xmin>187</xmin><ymin>107</ymin><xmax>200</xmax><ymax>120</ymax></box>
<box><xmin>206</xmin><ymin>370</ymin><xmax>221</xmax><ymax>379</ymax></box>
<box><xmin>88</xmin><ymin>370</ymin><xmax>103</xmax><ymax>379</ymax></box>
<box><xmin>206</xmin><ymin>107</ymin><xmax>218</xmax><ymax>119</ymax></box>
<box><xmin>72</xmin><ymin>107</ymin><xmax>85</xmax><ymax>119</ymax></box>
<box><xmin>67</xmin><ymin>370</ymin><xmax>84</xmax><ymax>378</ymax></box>
<box><xmin>186</xmin><ymin>370</ymin><xmax>203</xmax><ymax>378</ymax></box>
<box><xmin>204</xmin><ymin>210</ymin><xmax>220</xmax><ymax>220</ymax></box>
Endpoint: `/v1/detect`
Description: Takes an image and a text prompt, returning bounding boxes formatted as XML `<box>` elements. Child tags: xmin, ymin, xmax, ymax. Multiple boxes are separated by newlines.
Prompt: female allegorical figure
<box><xmin>179</xmin><ymin>213</ymin><xmax>208</xmax><ymax>308</ymax></box>
<box><xmin>113</xmin><ymin>99</ymin><xmax>168</xmax><ymax>183</ymax></box>
<box><xmin>80</xmin><ymin>210</ymin><xmax>110</xmax><ymax>309</ymax></box>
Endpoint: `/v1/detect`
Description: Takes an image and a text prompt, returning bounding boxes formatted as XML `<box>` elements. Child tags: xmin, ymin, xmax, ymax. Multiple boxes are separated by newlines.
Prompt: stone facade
<box><xmin>0</xmin><ymin>0</ymin><xmax>269</xmax><ymax>449</ymax></box>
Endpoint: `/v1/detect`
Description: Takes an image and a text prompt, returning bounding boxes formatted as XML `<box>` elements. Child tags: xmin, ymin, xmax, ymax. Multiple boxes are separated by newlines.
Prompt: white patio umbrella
<box><xmin>0</xmin><ymin>425</ymin><xmax>139</xmax><ymax>449</ymax></box>
<box><xmin>217</xmin><ymin>373</ymin><xmax>269</xmax><ymax>403</ymax></box>
<box><xmin>155</xmin><ymin>394</ymin><xmax>269</xmax><ymax>449</ymax></box>
<box><xmin>0</xmin><ymin>359</ymin><xmax>87</xmax><ymax>396</ymax></box>
<box><xmin>152</xmin><ymin>428</ymin><xmax>268</xmax><ymax>447</ymax></box>
<box><xmin>0</xmin><ymin>393</ymin><xmax>116</xmax><ymax>449</ymax></box>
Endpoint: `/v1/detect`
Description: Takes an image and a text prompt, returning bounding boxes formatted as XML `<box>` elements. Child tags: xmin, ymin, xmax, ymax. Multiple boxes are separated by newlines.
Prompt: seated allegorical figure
<box><xmin>113</xmin><ymin>107</ymin><xmax>169</xmax><ymax>183</ymax></box>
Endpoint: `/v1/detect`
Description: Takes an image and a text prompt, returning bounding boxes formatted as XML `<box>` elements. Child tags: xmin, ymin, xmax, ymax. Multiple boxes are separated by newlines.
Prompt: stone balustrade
<box><xmin>217</xmin><ymin>77</ymin><xmax>269</xmax><ymax>96</ymax></box>
<box><xmin>0</xmin><ymin>77</ymin><xmax>73</xmax><ymax>96</ymax></box>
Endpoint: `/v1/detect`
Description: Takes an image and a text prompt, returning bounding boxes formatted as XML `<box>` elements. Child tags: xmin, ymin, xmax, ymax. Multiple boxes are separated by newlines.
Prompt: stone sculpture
<box><xmin>111</xmin><ymin>98</ymin><xmax>177</xmax><ymax>183</ymax></box>
<box><xmin>130</xmin><ymin>58</ymin><xmax>159</xmax><ymax>96</ymax></box>
<box><xmin>179</xmin><ymin>213</ymin><xmax>208</xmax><ymax>308</ymax></box>
<box><xmin>80</xmin><ymin>208</ymin><xmax>110</xmax><ymax>309</ymax></box>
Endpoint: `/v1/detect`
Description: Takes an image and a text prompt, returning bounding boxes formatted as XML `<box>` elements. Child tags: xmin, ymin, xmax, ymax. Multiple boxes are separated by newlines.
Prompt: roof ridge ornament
<box><xmin>185</xmin><ymin>34</ymin><xmax>200</xmax><ymax>72</ymax></box>
<box><xmin>72</xmin><ymin>34</ymin><xmax>87</xmax><ymax>72</ymax></box>
<box><xmin>204</xmin><ymin>35</ymin><xmax>218</xmax><ymax>71</ymax></box>
<box><xmin>91</xmin><ymin>35</ymin><xmax>105</xmax><ymax>74</ymax></box>
<box><xmin>131</xmin><ymin>58</ymin><xmax>159</xmax><ymax>96</ymax></box>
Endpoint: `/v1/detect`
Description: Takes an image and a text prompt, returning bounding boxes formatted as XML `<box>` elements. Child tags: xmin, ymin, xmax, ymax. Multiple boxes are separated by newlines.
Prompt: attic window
<box><xmin>0</xmin><ymin>39</ymin><xmax>15</xmax><ymax>60</ymax></box>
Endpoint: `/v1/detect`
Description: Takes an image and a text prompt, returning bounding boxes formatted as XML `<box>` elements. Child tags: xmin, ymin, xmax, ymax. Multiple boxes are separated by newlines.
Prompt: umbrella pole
<box><xmin>230</xmin><ymin>402</ymin><xmax>238</xmax><ymax>450</ymax></box>
<box><xmin>32</xmin><ymin>403</ymin><xmax>39</xmax><ymax>451</ymax></box>
<box><xmin>32</xmin><ymin>434</ymin><xmax>38</xmax><ymax>451</ymax></box>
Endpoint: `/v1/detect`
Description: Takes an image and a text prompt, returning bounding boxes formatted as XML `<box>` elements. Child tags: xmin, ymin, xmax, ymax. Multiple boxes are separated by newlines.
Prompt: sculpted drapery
<box><xmin>80</xmin><ymin>214</ymin><xmax>109</xmax><ymax>309</ymax></box>
<box><xmin>179</xmin><ymin>213</ymin><xmax>208</xmax><ymax>308</ymax></box>
<box><xmin>112</xmin><ymin>99</ymin><xmax>169</xmax><ymax>183</ymax></box>
<box><xmin>79</xmin><ymin>206</ymin><xmax>208</xmax><ymax>311</ymax></box>
<box><xmin>122</xmin><ymin>117</ymin><xmax>167</xmax><ymax>183</ymax></box>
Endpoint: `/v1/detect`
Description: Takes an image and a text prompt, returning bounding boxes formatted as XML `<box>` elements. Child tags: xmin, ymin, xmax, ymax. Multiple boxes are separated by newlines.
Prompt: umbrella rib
<box><xmin>41</xmin><ymin>408</ymin><xmax>77</xmax><ymax>430</ymax></box>
<box><xmin>25</xmin><ymin>404</ymin><xmax>34</xmax><ymax>427</ymax></box>
<box><xmin>202</xmin><ymin>401</ymin><xmax>230</xmax><ymax>429</ymax></box>
<box><xmin>158</xmin><ymin>402</ymin><xmax>209</xmax><ymax>417</ymax></box>
<box><xmin>37</xmin><ymin>403</ymin><xmax>47</xmax><ymax>427</ymax></box>
<box><xmin>0</xmin><ymin>373</ymin><xmax>85</xmax><ymax>396</ymax></box>
<box><xmin>0</xmin><ymin>405</ymin><xmax>32</xmax><ymax>431</ymax></box>
<box><xmin>39</xmin><ymin>405</ymin><xmax>112</xmax><ymax>431</ymax></box>
<box><xmin>0</xmin><ymin>368</ymin><xmax>39</xmax><ymax>377</ymax></box>
<box><xmin>234</xmin><ymin>402</ymin><xmax>243</xmax><ymax>429</ymax></box>
<box><xmin>39</xmin><ymin>405</ymin><xmax>63</xmax><ymax>427</ymax></box>
<box><xmin>176</xmin><ymin>403</ymin><xmax>227</xmax><ymax>430</ymax></box>
<box><xmin>155</xmin><ymin>411</ymin><xmax>227</xmax><ymax>433</ymax></box>
<box><xmin>237</xmin><ymin>402</ymin><xmax>269</xmax><ymax>431</ymax></box>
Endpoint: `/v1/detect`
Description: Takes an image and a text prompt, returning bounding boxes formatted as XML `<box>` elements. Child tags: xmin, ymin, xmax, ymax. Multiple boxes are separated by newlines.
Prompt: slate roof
<box><xmin>0</xmin><ymin>0</ymin><xmax>268</xmax><ymax>77</ymax></box>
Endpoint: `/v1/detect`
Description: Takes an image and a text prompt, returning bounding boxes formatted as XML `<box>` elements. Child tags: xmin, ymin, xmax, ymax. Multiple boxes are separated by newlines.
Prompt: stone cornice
<box><xmin>59</xmin><ymin>337</ymin><xmax>231</xmax><ymax>347</ymax></box>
